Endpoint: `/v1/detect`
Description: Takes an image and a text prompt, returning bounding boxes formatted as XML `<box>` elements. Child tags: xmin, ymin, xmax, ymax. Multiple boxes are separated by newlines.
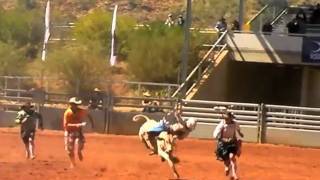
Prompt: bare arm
<box><xmin>236</xmin><ymin>122</ymin><xmax>244</xmax><ymax>138</ymax></box>
<box><xmin>213</xmin><ymin>121</ymin><xmax>224</xmax><ymax>139</ymax></box>
<box><xmin>67</xmin><ymin>122</ymin><xmax>86</xmax><ymax>127</ymax></box>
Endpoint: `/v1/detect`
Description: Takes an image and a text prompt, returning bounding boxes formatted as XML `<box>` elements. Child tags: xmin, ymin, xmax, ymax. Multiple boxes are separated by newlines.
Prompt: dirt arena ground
<box><xmin>0</xmin><ymin>128</ymin><xmax>319</xmax><ymax>180</ymax></box>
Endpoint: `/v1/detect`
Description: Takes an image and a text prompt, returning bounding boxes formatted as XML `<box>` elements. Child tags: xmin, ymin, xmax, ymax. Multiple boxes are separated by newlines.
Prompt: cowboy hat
<box><xmin>69</xmin><ymin>97</ymin><xmax>82</xmax><ymax>105</ymax></box>
<box><xmin>94</xmin><ymin>88</ymin><xmax>101</xmax><ymax>92</ymax></box>
<box><xmin>143</xmin><ymin>91</ymin><xmax>151</xmax><ymax>97</ymax></box>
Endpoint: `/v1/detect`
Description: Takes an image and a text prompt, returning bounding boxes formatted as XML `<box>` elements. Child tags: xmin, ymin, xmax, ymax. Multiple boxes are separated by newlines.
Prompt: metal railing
<box><xmin>112</xmin><ymin>96</ymin><xmax>176</xmax><ymax>111</ymax></box>
<box><xmin>0</xmin><ymin>76</ymin><xmax>179</xmax><ymax>101</ymax></box>
<box><xmin>246</xmin><ymin>4</ymin><xmax>270</xmax><ymax>27</ymax></box>
<box><xmin>270</xmin><ymin>8</ymin><xmax>288</xmax><ymax>25</ymax></box>
<box><xmin>1</xmin><ymin>94</ymin><xmax>320</xmax><ymax>146</ymax></box>
<box><xmin>182</xmin><ymin>99</ymin><xmax>259</xmax><ymax>125</ymax></box>
<box><xmin>171</xmin><ymin>30</ymin><xmax>228</xmax><ymax>98</ymax></box>
<box><xmin>264</xmin><ymin>104</ymin><xmax>320</xmax><ymax>131</ymax></box>
<box><xmin>246</xmin><ymin>4</ymin><xmax>286</xmax><ymax>32</ymax></box>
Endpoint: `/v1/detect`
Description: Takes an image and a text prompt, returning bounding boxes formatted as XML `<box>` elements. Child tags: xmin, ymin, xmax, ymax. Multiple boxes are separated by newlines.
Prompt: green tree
<box><xmin>0</xmin><ymin>42</ymin><xmax>26</xmax><ymax>76</ymax></box>
<box><xmin>73</xmin><ymin>9</ymin><xmax>136</xmax><ymax>59</ymax></box>
<box><xmin>0</xmin><ymin>8</ymin><xmax>43</xmax><ymax>58</ymax></box>
<box><xmin>38</xmin><ymin>44</ymin><xmax>110</xmax><ymax>94</ymax></box>
<box><xmin>126</xmin><ymin>22</ymin><xmax>203</xmax><ymax>83</ymax></box>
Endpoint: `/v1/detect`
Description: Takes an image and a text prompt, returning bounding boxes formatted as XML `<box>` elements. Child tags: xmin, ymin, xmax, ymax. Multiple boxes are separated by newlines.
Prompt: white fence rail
<box><xmin>1</xmin><ymin>93</ymin><xmax>320</xmax><ymax>147</ymax></box>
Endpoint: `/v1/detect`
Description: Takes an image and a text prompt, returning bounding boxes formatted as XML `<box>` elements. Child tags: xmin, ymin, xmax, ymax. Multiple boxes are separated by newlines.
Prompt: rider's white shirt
<box><xmin>213</xmin><ymin>120</ymin><xmax>240</xmax><ymax>139</ymax></box>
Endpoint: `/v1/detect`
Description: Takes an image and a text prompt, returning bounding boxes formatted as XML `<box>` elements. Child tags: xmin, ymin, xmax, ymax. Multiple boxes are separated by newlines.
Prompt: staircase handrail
<box><xmin>171</xmin><ymin>30</ymin><xmax>228</xmax><ymax>98</ymax></box>
<box><xmin>271</xmin><ymin>8</ymin><xmax>288</xmax><ymax>25</ymax></box>
<box><xmin>246</xmin><ymin>4</ymin><xmax>270</xmax><ymax>26</ymax></box>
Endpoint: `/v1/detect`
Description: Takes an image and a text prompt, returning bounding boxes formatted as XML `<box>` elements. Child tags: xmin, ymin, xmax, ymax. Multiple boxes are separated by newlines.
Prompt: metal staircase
<box><xmin>171</xmin><ymin>31</ymin><xmax>229</xmax><ymax>99</ymax></box>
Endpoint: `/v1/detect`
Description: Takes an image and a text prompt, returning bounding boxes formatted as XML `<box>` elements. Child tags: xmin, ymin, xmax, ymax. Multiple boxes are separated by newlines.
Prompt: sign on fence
<box><xmin>302</xmin><ymin>36</ymin><xmax>320</xmax><ymax>63</ymax></box>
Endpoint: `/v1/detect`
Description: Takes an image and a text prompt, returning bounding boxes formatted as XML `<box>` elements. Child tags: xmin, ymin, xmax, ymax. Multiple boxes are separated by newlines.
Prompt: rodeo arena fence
<box><xmin>0</xmin><ymin>76</ymin><xmax>320</xmax><ymax>148</ymax></box>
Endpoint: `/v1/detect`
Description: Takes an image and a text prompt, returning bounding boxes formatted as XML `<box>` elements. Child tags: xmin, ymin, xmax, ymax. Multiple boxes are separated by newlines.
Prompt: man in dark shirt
<box><xmin>287</xmin><ymin>18</ymin><xmax>300</xmax><ymax>34</ymax></box>
<box><xmin>15</xmin><ymin>102</ymin><xmax>43</xmax><ymax>160</ymax></box>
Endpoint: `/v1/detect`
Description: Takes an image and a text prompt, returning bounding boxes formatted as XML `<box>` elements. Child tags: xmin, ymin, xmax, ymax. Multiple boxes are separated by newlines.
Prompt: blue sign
<box><xmin>302</xmin><ymin>37</ymin><xmax>320</xmax><ymax>63</ymax></box>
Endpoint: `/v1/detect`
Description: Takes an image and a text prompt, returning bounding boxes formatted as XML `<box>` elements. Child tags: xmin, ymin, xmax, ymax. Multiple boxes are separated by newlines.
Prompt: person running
<box><xmin>15</xmin><ymin>101</ymin><xmax>43</xmax><ymax>160</ymax></box>
<box><xmin>213</xmin><ymin>109</ymin><xmax>244</xmax><ymax>180</ymax></box>
<box><xmin>63</xmin><ymin>97</ymin><xmax>94</xmax><ymax>168</ymax></box>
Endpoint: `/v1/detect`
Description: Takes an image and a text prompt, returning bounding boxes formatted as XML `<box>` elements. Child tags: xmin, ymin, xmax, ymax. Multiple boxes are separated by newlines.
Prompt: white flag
<box><xmin>41</xmin><ymin>0</ymin><xmax>51</xmax><ymax>61</ymax></box>
<box><xmin>110</xmin><ymin>5</ymin><xmax>118</xmax><ymax>66</ymax></box>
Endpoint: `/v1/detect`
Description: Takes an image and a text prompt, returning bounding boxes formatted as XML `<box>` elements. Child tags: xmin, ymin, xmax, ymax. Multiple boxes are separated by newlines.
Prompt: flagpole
<box><xmin>106</xmin><ymin>5</ymin><xmax>118</xmax><ymax>133</ymax></box>
<box><xmin>180</xmin><ymin>0</ymin><xmax>192</xmax><ymax>96</ymax></box>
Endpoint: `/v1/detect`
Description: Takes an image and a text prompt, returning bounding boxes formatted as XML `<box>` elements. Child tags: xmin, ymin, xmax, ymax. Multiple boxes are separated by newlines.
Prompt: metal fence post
<box><xmin>17</xmin><ymin>77</ymin><xmax>21</xmax><ymax>98</ymax></box>
<box><xmin>259</xmin><ymin>14</ymin><xmax>263</xmax><ymax>32</ymax></box>
<box><xmin>105</xmin><ymin>93</ymin><xmax>113</xmax><ymax>134</ymax></box>
<box><xmin>4</xmin><ymin>76</ymin><xmax>7</xmax><ymax>97</ymax></box>
<box><xmin>138</xmin><ymin>83</ymin><xmax>141</xmax><ymax>96</ymax></box>
<box><xmin>167</xmin><ymin>85</ymin><xmax>172</xmax><ymax>98</ymax></box>
<box><xmin>103</xmin><ymin>94</ymin><xmax>108</xmax><ymax>133</ymax></box>
<box><xmin>258</xmin><ymin>103</ymin><xmax>266</xmax><ymax>143</ymax></box>
<box><xmin>257</xmin><ymin>104</ymin><xmax>262</xmax><ymax>143</ymax></box>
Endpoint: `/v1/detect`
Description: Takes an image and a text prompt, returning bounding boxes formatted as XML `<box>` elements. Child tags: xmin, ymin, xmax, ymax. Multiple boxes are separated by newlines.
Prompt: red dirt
<box><xmin>0</xmin><ymin>128</ymin><xmax>320</xmax><ymax>180</ymax></box>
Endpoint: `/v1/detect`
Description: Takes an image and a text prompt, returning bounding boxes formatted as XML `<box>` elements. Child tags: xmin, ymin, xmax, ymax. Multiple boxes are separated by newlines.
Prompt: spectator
<box><xmin>287</xmin><ymin>18</ymin><xmax>300</xmax><ymax>34</ymax></box>
<box><xmin>262</xmin><ymin>22</ymin><xmax>273</xmax><ymax>33</ymax></box>
<box><xmin>141</xmin><ymin>91</ymin><xmax>162</xmax><ymax>113</ymax></box>
<box><xmin>310</xmin><ymin>3</ymin><xmax>320</xmax><ymax>24</ymax></box>
<box><xmin>231</xmin><ymin>20</ymin><xmax>240</xmax><ymax>31</ymax></box>
<box><xmin>176</xmin><ymin>15</ymin><xmax>185</xmax><ymax>27</ymax></box>
<box><xmin>165</xmin><ymin>14</ymin><xmax>174</xmax><ymax>27</ymax></box>
<box><xmin>88</xmin><ymin>88</ymin><xmax>104</xmax><ymax>110</ymax></box>
<box><xmin>296</xmin><ymin>8</ymin><xmax>307</xmax><ymax>23</ymax></box>
<box><xmin>142</xmin><ymin>91</ymin><xmax>152</xmax><ymax>112</ymax></box>
<box><xmin>215</xmin><ymin>17</ymin><xmax>228</xmax><ymax>33</ymax></box>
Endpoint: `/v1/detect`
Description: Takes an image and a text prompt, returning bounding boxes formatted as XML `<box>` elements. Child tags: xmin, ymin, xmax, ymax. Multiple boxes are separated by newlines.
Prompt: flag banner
<box><xmin>41</xmin><ymin>0</ymin><xmax>51</xmax><ymax>61</ymax></box>
<box><xmin>110</xmin><ymin>5</ymin><xmax>118</xmax><ymax>66</ymax></box>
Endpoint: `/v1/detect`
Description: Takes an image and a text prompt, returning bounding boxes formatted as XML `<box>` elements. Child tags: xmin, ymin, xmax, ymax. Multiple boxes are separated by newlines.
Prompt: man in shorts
<box><xmin>63</xmin><ymin>97</ymin><xmax>94</xmax><ymax>168</ymax></box>
<box><xmin>15</xmin><ymin>102</ymin><xmax>43</xmax><ymax>160</ymax></box>
<box><xmin>213</xmin><ymin>108</ymin><xmax>244</xmax><ymax>180</ymax></box>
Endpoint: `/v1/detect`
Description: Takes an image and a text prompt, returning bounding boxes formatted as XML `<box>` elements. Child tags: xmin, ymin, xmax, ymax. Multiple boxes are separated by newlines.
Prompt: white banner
<box><xmin>110</xmin><ymin>5</ymin><xmax>118</xmax><ymax>66</ymax></box>
<box><xmin>41</xmin><ymin>0</ymin><xmax>51</xmax><ymax>61</ymax></box>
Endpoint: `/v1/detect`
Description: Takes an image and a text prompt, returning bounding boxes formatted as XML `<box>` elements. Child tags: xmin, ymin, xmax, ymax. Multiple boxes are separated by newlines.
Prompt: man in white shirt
<box><xmin>213</xmin><ymin>110</ymin><xmax>243</xmax><ymax>180</ymax></box>
<box><xmin>165</xmin><ymin>14</ymin><xmax>174</xmax><ymax>27</ymax></box>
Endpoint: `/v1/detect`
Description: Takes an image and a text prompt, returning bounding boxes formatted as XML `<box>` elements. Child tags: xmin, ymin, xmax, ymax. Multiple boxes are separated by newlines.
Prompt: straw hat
<box><xmin>94</xmin><ymin>88</ymin><xmax>101</xmax><ymax>92</ymax></box>
<box><xmin>69</xmin><ymin>97</ymin><xmax>82</xmax><ymax>105</ymax></box>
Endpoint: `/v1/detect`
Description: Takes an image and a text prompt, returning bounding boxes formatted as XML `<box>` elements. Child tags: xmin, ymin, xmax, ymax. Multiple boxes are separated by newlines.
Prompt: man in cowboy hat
<box><xmin>63</xmin><ymin>97</ymin><xmax>94</xmax><ymax>168</ymax></box>
<box><xmin>142</xmin><ymin>91</ymin><xmax>152</xmax><ymax>113</ymax></box>
<box><xmin>15</xmin><ymin>101</ymin><xmax>43</xmax><ymax>160</ymax></box>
